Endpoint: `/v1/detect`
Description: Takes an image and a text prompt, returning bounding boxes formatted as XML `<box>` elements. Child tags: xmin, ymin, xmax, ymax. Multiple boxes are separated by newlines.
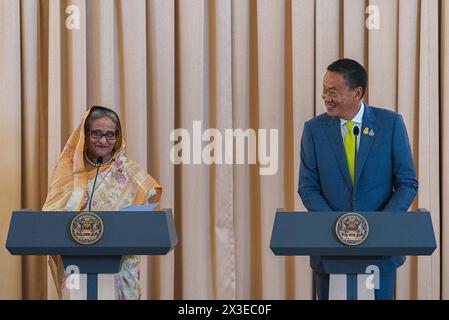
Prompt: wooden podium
<box><xmin>6</xmin><ymin>209</ymin><xmax>178</xmax><ymax>300</ymax></box>
<box><xmin>270</xmin><ymin>209</ymin><xmax>436</xmax><ymax>299</ymax></box>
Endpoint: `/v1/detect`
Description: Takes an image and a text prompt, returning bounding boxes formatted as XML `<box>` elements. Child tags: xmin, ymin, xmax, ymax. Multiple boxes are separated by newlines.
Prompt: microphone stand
<box><xmin>88</xmin><ymin>156</ymin><xmax>103</xmax><ymax>212</ymax></box>
<box><xmin>353</xmin><ymin>126</ymin><xmax>360</xmax><ymax>195</ymax></box>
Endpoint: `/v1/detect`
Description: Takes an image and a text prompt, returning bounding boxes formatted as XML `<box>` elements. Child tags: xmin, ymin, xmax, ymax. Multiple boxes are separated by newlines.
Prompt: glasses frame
<box><xmin>89</xmin><ymin>130</ymin><xmax>118</xmax><ymax>141</ymax></box>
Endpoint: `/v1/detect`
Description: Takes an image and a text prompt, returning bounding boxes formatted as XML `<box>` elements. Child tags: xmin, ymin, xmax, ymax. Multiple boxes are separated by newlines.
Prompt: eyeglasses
<box><xmin>89</xmin><ymin>130</ymin><xmax>117</xmax><ymax>141</ymax></box>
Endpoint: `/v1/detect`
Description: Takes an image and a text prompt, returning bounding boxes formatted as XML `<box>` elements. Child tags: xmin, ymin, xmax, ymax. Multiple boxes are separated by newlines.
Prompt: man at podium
<box><xmin>42</xmin><ymin>106</ymin><xmax>162</xmax><ymax>300</ymax></box>
<box><xmin>298</xmin><ymin>59</ymin><xmax>418</xmax><ymax>300</ymax></box>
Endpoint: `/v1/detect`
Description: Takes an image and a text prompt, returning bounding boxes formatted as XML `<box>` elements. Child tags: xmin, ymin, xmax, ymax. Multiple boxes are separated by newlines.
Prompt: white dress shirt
<box><xmin>339</xmin><ymin>101</ymin><xmax>364</xmax><ymax>151</ymax></box>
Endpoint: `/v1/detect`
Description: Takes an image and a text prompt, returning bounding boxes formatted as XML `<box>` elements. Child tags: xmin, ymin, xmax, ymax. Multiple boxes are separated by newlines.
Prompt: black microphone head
<box><xmin>353</xmin><ymin>126</ymin><xmax>360</xmax><ymax>136</ymax></box>
<box><xmin>96</xmin><ymin>156</ymin><xmax>103</xmax><ymax>165</ymax></box>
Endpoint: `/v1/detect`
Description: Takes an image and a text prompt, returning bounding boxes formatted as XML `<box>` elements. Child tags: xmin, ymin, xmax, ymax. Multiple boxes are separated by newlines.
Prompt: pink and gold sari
<box><xmin>43</xmin><ymin>107</ymin><xmax>162</xmax><ymax>300</ymax></box>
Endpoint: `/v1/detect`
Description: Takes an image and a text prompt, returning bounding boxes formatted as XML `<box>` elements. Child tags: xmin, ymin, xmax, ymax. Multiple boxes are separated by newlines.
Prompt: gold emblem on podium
<box><xmin>70</xmin><ymin>212</ymin><xmax>104</xmax><ymax>245</ymax></box>
<box><xmin>335</xmin><ymin>212</ymin><xmax>369</xmax><ymax>246</ymax></box>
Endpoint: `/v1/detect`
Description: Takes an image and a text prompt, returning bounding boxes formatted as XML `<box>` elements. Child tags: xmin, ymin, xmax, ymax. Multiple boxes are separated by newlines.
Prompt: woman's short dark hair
<box><xmin>84</xmin><ymin>106</ymin><xmax>122</xmax><ymax>134</ymax></box>
<box><xmin>327</xmin><ymin>58</ymin><xmax>367</xmax><ymax>97</ymax></box>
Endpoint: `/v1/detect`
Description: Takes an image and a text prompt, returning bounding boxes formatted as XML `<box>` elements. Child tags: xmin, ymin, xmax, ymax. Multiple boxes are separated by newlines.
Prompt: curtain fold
<box><xmin>146</xmin><ymin>0</ymin><xmax>175</xmax><ymax>301</ymax></box>
<box><xmin>441</xmin><ymin>0</ymin><xmax>449</xmax><ymax>300</ymax></box>
<box><xmin>0</xmin><ymin>0</ymin><xmax>22</xmax><ymax>300</ymax></box>
<box><xmin>291</xmin><ymin>0</ymin><xmax>315</xmax><ymax>300</ymax></box>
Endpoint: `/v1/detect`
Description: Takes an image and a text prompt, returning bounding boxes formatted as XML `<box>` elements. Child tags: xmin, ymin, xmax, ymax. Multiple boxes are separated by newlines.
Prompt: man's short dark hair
<box><xmin>327</xmin><ymin>58</ymin><xmax>367</xmax><ymax>97</ymax></box>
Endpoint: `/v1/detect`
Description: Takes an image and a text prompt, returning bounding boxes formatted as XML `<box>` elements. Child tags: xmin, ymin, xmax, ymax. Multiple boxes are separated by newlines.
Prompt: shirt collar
<box><xmin>340</xmin><ymin>101</ymin><xmax>365</xmax><ymax>126</ymax></box>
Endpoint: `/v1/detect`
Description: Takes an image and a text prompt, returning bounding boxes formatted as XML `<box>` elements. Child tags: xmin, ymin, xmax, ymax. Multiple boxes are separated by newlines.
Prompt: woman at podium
<box><xmin>42</xmin><ymin>106</ymin><xmax>162</xmax><ymax>300</ymax></box>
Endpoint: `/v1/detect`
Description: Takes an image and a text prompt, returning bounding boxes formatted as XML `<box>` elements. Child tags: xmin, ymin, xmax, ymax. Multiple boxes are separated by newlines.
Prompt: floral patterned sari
<box><xmin>42</xmin><ymin>107</ymin><xmax>162</xmax><ymax>300</ymax></box>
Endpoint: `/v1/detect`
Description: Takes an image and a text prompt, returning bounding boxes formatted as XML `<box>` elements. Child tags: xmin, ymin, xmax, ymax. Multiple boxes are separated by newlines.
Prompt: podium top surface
<box><xmin>270</xmin><ymin>211</ymin><xmax>437</xmax><ymax>257</ymax></box>
<box><xmin>6</xmin><ymin>210</ymin><xmax>178</xmax><ymax>256</ymax></box>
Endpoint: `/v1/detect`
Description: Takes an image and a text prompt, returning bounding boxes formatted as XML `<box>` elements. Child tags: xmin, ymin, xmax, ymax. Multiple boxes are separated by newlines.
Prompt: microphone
<box><xmin>88</xmin><ymin>156</ymin><xmax>103</xmax><ymax>212</ymax></box>
<box><xmin>353</xmin><ymin>126</ymin><xmax>360</xmax><ymax>188</ymax></box>
<box><xmin>353</xmin><ymin>126</ymin><xmax>360</xmax><ymax>141</ymax></box>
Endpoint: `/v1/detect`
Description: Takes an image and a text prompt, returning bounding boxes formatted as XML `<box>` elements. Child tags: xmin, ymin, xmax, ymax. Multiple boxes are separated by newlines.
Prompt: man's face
<box><xmin>322</xmin><ymin>71</ymin><xmax>362</xmax><ymax>120</ymax></box>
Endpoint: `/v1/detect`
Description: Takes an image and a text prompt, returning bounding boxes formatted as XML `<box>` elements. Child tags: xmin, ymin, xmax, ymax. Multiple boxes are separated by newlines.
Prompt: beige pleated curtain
<box><xmin>0</xmin><ymin>0</ymin><xmax>448</xmax><ymax>300</ymax></box>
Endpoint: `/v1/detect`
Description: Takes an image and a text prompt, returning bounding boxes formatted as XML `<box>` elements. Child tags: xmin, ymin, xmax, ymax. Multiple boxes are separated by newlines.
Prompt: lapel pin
<box><xmin>363</xmin><ymin>127</ymin><xmax>369</xmax><ymax>135</ymax></box>
<box><xmin>369</xmin><ymin>129</ymin><xmax>375</xmax><ymax>136</ymax></box>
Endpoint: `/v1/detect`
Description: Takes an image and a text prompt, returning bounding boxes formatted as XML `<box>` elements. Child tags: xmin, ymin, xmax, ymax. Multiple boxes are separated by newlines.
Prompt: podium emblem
<box><xmin>335</xmin><ymin>212</ymin><xmax>369</xmax><ymax>246</ymax></box>
<box><xmin>70</xmin><ymin>212</ymin><xmax>104</xmax><ymax>245</ymax></box>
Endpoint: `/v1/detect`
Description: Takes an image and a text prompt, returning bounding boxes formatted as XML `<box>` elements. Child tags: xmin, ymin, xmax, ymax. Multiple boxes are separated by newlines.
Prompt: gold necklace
<box><xmin>84</xmin><ymin>152</ymin><xmax>114</xmax><ymax>167</ymax></box>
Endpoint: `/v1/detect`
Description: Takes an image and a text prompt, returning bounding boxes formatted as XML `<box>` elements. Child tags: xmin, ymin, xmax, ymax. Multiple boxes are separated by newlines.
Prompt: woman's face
<box><xmin>86</xmin><ymin>117</ymin><xmax>117</xmax><ymax>161</ymax></box>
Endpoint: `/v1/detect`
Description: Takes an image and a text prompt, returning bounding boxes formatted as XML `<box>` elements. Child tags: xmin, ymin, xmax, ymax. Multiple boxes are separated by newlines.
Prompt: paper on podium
<box><xmin>120</xmin><ymin>203</ymin><xmax>159</xmax><ymax>211</ymax></box>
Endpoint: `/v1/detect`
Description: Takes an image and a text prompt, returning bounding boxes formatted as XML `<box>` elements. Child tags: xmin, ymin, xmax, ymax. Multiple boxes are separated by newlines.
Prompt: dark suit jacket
<box><xmin>298</xmin><ymin>104</ymin><xmax>418</xmax><ymax>273</ymax></box>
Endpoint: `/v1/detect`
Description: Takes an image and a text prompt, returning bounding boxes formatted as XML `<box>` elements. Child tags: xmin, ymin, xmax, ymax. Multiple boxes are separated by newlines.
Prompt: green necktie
<box><xmin>344</xmin><ymin>121</ymin><xmax>355</xmax><ymax>185</ymax></box>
